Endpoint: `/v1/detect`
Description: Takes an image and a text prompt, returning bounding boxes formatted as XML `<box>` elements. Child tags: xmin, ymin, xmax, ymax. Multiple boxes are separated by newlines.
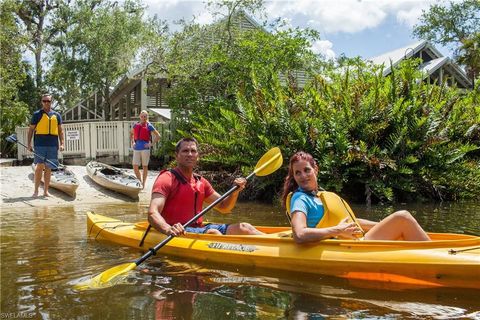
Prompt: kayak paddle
<box><xmin>74</xmin><ymin>146</ymin><xmax>283</xmax><ymax>290</ymax></box>
<box><xmin>5</xmin><ymin>133</ymin><xmax>64</xmax><ymax>169</ymax></box>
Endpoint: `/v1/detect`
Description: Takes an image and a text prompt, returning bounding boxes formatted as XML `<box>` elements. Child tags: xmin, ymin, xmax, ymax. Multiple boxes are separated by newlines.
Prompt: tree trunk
<box><xmin>35</xmin><ymin>48</ymin><xmax>42</xmax><ymax>91</ymax></box>
<box><xmin>365</xmin><ymin>184</ymin><xmax>372</xmax><ymax>207</ymax></box>
<box><xmin>103</xmin><ymin>83</ymin><xmax>111</xmax><ymax>121</ymax></box>
<box><xmin>35</xmin><ymin>1</ymin><xmax>46</xmax><ymax>91</ymax></box>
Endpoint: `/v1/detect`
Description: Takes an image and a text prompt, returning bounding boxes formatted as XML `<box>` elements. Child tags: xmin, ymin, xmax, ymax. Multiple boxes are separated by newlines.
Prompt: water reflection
<box><xmin>1</xmin><ymin>201</ymin><xmax>479</xmax><ymax>319</ymax></box>
<box><xmin>133</xmin><ymin>257</ymin><xmax>480</xmax><ymax>319</ymax></box>
<box><xmin>137</xmin><ymin>261</ymin><xmax>289</xmax><ymax>319</ymax></box>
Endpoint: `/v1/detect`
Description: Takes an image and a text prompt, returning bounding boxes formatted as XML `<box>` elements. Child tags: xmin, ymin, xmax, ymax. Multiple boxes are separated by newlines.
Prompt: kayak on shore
<box><xmin>86</xmin><ymin>161</ymin><xmax>141</xmax><ymax>199</ymax></box>
<box><xmin>31</xmin><ymin>163</ymin><xmax>79</xmax><ymax>197</ymax></box>
<box><xmin>86</xmin><ymin>212</ymin><xmax>480</xmax><ymax>289</ymax></box>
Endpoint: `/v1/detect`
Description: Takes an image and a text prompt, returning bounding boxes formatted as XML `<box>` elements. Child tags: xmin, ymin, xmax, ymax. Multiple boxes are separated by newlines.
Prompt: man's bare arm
<box><xmin>27</xmin><ymin>125</ymin><xmax>35</xmax><ymax>151</ymax></box>
<box><xmin>148</xmin><ymin>193</ymin><xmax>185</xmax><ymax>236</ymax></box>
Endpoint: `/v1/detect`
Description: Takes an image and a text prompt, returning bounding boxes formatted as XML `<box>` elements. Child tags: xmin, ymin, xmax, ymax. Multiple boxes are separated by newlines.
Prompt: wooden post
<box><xmin>116</xmin><ymin>122</ymin><xmax>126</xmax><ymax>163</ymax></box>
<box><xmin>86</xmin><ymin>99</ymin><xmax>90</xmax><ymax>120</ymax></box>
<box><xmin>15</xmin><ymin>128</ymin><xmax>23</xmax><ymax>160</ymax></box>
<box><xmin>141</xmin><ymin>78</ymin><xmax>147</xmax><ymax>111</ymax></box>
<box><xmin>85</xmin><ymin>122</ymin><xmax>92</xmax><ymax>160</ymax></box>
<box><xmin>91</xmin><ymin>122</ymin><xmax>98</xmax><ymax>160</ymax></box>
<box><xmin>126</xmin><ymin>91</ymin><xmax>132</xmax><ymax>120</ymax></box>
<box><xmin>119</xmin><ymin>97</ymin><xmax>124</xmax><ymax>121</ymax></box>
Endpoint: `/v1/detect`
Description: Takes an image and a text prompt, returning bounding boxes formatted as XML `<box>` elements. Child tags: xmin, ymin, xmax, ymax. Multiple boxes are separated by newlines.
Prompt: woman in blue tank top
<box><xmin>282</xmin><ymin>151</ymin><xmax>431</xmax><ymax>244</ymax></box>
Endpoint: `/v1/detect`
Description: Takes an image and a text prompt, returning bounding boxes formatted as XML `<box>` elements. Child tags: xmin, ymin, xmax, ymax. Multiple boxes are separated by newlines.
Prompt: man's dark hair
<box><xmin>175</xmin><ymin>137</ymin><xmax>199</xmax><ymax>153</ymax></box>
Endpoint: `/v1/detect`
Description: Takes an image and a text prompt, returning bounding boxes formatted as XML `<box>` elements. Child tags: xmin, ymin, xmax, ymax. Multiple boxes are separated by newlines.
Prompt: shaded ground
<box><xmin>0</xmin><ymin>165</ymin><xmax>158</xmax><ymax>208</ymax></box>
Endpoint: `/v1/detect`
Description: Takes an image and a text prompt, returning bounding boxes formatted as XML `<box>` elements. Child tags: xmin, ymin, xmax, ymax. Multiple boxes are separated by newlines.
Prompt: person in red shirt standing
<box><xmin>148</xmin><ymin>137</ymin><xmax>263</xmax><ymax>236</ymax></box>
<box><xmin>130</xmin><ymin>110</ymin><xmax>160</xmax><ymax>189</ymax></box>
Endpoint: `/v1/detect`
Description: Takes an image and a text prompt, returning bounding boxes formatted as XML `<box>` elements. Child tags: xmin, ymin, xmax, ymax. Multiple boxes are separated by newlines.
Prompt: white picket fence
<box><xmin>15</xmin><ymin>121</ymin><xmax>171</xmax><ymax>163</ymax></box>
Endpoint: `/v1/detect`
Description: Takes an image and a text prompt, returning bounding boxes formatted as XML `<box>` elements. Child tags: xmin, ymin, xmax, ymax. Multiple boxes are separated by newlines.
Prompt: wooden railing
<box><xmin>15</xmin><ymin>121</ymin><xmax>172</xmax><ymax>164</ymax></box>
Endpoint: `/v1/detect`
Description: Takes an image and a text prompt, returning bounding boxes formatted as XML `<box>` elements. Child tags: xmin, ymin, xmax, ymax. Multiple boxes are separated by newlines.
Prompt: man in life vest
<box><xmin>130</xmin><ymin>110</ymin><xmax>160</xmax><ymax>189</ymax></box>
<box><xmin>27</xmin><ymin>93</ymin><xmax>64</xmax><ymax>197</ymax></box>
<box><xmin>148</xmin><ymin>137</ymin><xmax>263</xmax><ymax>236</ymax></box>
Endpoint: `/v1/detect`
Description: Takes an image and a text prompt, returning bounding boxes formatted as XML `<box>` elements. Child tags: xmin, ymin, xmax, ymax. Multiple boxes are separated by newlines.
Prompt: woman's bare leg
<box><xmin>226</xmin><ymin>223</ymin><xmax>264</xmax><ymax>235</ymax></box>
<box><xmin>142</xmin><ymin>166</ymin><xmax>148</xmax><ymax>189</ymax></box>
<box><xmin>364</xmin><ymin>210</ymin><xmax>431</xmax><ymax>241</ymax></box>
<box><xmin>205</xmin><ymin>229</ymin><xmax>222</xmax><ymax>235</ymax></box>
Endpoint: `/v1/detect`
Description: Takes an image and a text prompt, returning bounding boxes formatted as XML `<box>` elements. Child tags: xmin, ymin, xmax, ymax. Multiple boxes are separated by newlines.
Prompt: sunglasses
<box><xmin>42</xmin><ymin>100</ymin><xmax>52</xmax><ymax>102</ymax></box>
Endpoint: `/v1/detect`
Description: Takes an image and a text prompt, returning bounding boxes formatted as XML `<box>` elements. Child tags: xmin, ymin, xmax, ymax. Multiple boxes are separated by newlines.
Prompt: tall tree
<box><xmin>47</xmin><ymin>0</ymin><xmax>163</xmax><ymax>117</ymax></box>
<box><xmin>0</xmin><ymin>0</ymin><xmax>30</xmax><ymax>157</ymax></box>
<box><xmin>15</xmin><ymin>0</ymin><xmax>62</xmax><ymax>93</ymax></box>
<box><xmin>413</xmin><ymin>0</ymin><xmax>480</xmax><ymax>84</ymax></box>
<box><xmin>159</xmin><ymin>0</ymin><xmax>319</xmax><ymax>125</ymax></box>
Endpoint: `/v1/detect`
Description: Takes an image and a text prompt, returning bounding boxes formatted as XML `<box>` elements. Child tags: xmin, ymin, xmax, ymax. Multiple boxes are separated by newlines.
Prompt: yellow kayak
<box><xmin>86</xmin><ymin>212</ymin><xmax>480</xmax><ymax>289</ymax></box>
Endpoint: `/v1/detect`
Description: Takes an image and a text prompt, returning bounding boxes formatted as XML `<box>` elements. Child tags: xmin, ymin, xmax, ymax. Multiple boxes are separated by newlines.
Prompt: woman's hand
<box><xmin>335</xmin><ymin>217</ymin><xmax>362</xmax><ymax>239</ymax></box>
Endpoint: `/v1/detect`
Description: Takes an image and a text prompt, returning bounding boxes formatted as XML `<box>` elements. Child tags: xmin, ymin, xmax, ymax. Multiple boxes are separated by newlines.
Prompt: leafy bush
<box><xmin>162</xmin><ymin>22</ymin><xmax>480</xmax><ymax>203</ymax></box>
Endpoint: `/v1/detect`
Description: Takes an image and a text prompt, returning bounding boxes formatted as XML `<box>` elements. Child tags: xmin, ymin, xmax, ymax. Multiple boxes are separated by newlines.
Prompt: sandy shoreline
<box><xmin>0</xmin><ymin>165</ymin><xmax>158</xmax><ymax>208</ymax></box>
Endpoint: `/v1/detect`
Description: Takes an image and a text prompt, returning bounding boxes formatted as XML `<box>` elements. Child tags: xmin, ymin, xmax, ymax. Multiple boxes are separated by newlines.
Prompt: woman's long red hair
<box><xmin>281</xmin><ymin>151</ymin><xmax>318</xmax><ymax>207</ymax></box>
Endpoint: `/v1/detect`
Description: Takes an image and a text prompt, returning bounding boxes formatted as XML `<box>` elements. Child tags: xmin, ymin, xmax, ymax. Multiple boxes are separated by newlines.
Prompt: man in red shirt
<box><xmin>148</xmin><ymin>137</ymin><xmax>263</xmax><ymax>236</ymax></box>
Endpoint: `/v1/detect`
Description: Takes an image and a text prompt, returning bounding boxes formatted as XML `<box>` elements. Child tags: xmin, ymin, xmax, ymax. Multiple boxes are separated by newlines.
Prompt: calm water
<box><xmin>1</xmin><ymin>200</ymin><xmax>479</xmax><ymax>319</ymax></box>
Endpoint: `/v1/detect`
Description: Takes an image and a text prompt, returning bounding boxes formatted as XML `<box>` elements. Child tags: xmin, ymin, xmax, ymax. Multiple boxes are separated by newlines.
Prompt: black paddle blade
<box><xmin>5</xmin><ymin>134</ymin><xmax>18</xmax><ymax>143</ymax></box>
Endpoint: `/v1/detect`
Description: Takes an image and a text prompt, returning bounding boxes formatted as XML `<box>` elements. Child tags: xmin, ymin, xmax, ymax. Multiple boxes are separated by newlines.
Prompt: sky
<box><xmin>143</xmin><ymin>0</ymin><xmax>451</xmax><ymax>60</ymax></box>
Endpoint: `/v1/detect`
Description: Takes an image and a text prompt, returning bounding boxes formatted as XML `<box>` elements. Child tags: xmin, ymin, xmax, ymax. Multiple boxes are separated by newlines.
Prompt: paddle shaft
<box><xmin>7</xmin><ymin>135</ymin><xmax>63</xmax><ymax>169</ymax></box>
<box><xmin>135</xmin><ymin>182</ymin><xmax>246</xmax><ymax>266</ymax></box>
<box><xmin>74</xmin><ymin>147</ymin><xmax>282</xmax><ymax>290</ymax></box>
<box><xmin>135</xmin><ymin>151</ymin><xmax>281</xmax><ymax>266</ymax></box>
<box><xmin>340</xmin><ymin>198</ymin><xmax>365</xmax><ymax>236</ymax></box>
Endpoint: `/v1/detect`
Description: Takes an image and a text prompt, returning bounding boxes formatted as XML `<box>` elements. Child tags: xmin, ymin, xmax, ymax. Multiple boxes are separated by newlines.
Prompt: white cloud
<box><xmin>143</xmin><ymin>0</ymin><xmax>211</xmax><ymax>25</ymax></box>
<box><xmin>311</xmin><ymin>40</ymin><xmax>336</xmax><ymax>60</ymax></box>
<box><xmin>265</xmin><ymin>0</ymin><xmax>387</xmax><ymax>34</ymax></box>
<box><xmin>196</xmin><ymin>11</ymin><xmax>215</xmax><ymax>25</ymax></box>
<box><xmin>394</xmin><ymin>2</ymin><xmax>435</xmax><ymax>28</ymax></box>
<box><xmin>143</xmin><ymin>0</ymin><xmax>448</xmax><ymax>34</ymax></box>
<box><xmin>264</xmin><ymin>0</ymin><xmax>446</xmax><ymax>34</ymax></box>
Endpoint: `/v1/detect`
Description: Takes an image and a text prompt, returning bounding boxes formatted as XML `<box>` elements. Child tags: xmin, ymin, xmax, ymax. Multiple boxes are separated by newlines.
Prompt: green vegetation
<box><xmin>1</xmin><ymin>0</ymin><xmax>479</xmax><ymax>203</ymax></box>
<box><xmin>1</xmin><ymin>0</ymin><xmax>163</xmax><ymax>157</ymax></box>
<box><xmin>0</xmin><ymin>0</ymin><xmax>30</xmax><ymax>157</ymax></box>
<box><xmin>177</xmin><ymin>55</ymin><xmax>479</xmax><ymax>203</ymax></box>
<box><xmin>158</xmin><ymin>8</ymin><xmax>479</xmax><ymax>203</ymax></box>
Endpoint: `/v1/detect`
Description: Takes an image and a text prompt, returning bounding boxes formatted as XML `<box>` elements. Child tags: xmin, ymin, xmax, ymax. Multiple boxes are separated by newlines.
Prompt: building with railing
<box><xmin>15</xmin><ymin>121</ymin><xmax>172</xmax><ymax>165</ymax></box>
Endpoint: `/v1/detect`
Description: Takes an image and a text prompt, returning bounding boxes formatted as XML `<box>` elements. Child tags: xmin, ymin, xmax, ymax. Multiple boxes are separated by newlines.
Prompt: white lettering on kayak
<box><xmin>208</xmin><ymin>242</ymin><xmax>257</xmax><ymax>252</ymax></box>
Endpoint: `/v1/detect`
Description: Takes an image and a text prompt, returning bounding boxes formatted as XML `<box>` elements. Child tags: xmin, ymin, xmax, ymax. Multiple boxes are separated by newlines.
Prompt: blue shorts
<box><xmin>34</xmin><ymin>146</ymin><xmax>59</xmax><ymax>169</ymax></box>
<box><xmin>186</xmin><ymin>223</ymin><xmax>229</xmax><ymax>235</ymax></box>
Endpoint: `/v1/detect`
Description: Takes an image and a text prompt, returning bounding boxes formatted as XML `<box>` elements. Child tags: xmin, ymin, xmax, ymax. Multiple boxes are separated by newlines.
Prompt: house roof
<box><xmin>420</xmin><ymin>58</ymin><xmax>472</xmax><ymax>88</ymax></box>
<box><xmin>110</xmin><ymin>60</ymin><xmax>166</xmax><ymax>97</ymax></box>
<box><xmin>419</xmin><ymin>56</ymin><xmax>448</xmax><ymax>75</ymax></box>
<box><xmin>368</xmin><ymin>40</ymin><xmax>472</xmax><ymax>88</ymax></box>
<box><xmin>234</xmin><ymin>9</ymin><xmax>265</xmax><ymax>32</ymax></box>
<box><xmin>369</xmin><ymin>40</ymin><xmax>444</xmax><ymax>75</ymax></box>
<box><xmin>149</xmin><ymin>108</ymin><xmax>171</xmax><ymax>121</ymax></box>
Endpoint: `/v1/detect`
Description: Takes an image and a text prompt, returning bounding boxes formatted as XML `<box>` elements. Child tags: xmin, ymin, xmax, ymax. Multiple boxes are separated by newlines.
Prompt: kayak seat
<box><xmin>100</xmin><ymin>168</ymin><xmax>120</xmax><ymax>175</ymax></box>
<box><xmin>286</xmin><ymin>191</ymin><xmax>359</xmax><ymax>228</ymax></box>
